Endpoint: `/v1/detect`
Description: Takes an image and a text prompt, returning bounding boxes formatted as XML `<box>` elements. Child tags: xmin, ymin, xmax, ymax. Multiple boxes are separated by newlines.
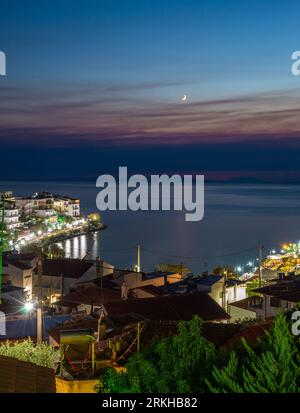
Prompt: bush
<box><xmin>0</xmin><ymin>338</ymin><xmax>58</xmax><ymax>369</ymax></box>
<box><xmin>100</xmin><ymin>316</ymin><xmax>217</xmax><ymax>393</ymax></box>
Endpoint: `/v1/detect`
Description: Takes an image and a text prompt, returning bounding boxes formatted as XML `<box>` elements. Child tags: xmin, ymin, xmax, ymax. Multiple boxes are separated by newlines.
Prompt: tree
<box><xmin>100</xmin><ymin>316</ymin><xmax>216</xmax><ymax>393</ymax></box>
<box><xmin>155</xmin><ymin>263</ymin><xmax>191</xmax><ymax>278</ymax></box>
<box><xmin>0</xmin><ymin>338</ymin><xmax>58</xmax><ymax>369</ymax></box>
<box><xmin>207</xmin><ymin>312</ymin><xmax>300</xmax><ymax>393</ymax></box>
<box><xmin>212</xmin><ymin>266</ymin><xmax>238</xmax><ymax>279</ymax></box>
<box><xmin>44</xmin><ymin>243</ymin><xmax>65</xmax><ymax>259</ymax></box>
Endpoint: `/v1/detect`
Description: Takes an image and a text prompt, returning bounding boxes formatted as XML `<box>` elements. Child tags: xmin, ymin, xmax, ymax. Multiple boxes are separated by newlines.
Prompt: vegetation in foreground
<box><xmin>99</xmin><ymin>312</ymin><xmax>300</xmax><ymax>393</ymax></box>
<box><xmin>0</xmin><ymin>338</ymin><xmax>58</xmax><ymax>368</ymax></box>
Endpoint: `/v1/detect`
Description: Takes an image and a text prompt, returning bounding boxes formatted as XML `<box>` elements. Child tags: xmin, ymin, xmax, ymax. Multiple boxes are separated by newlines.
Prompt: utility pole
<box><xmin>180</xmin><ymin>262</ymin><xmax>183</xmax><ymax>279</ymax></box>
<box><xmin>259</xmin><ymin>243</ymin><xmax>264</xmax><ymax>288</ymax></box>
<box><xmin>96</xmin><ymin>256</ymin><xmax>102</xmax><ymax>289</ymax></box>
<box><xmin>37</xmin><ymin>251</ymin><xmax>43</xmax><ymax>344</ymax></box>
<box><xmin>0</xmin><ymin>194</ymin><xmax>5</xmax><ymax>305</ymax></box>
<box><xmin>136</xmin><ymin>244</ymin><xmax>141</xmax><ymax>272</ymax></box>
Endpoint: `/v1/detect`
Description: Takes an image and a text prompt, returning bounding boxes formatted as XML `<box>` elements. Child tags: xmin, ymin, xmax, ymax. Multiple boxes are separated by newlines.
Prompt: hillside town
<box><xmin>1</xmin><ymin>187</ymin><xmax>300</xmax><ymax>392</ymax></box>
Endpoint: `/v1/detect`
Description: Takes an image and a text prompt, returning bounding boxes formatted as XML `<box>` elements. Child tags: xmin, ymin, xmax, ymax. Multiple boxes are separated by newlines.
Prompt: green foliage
<box><xmin>155</xmin><ymin>263</ymin><xmax>191</xmax><ymax>277</ymax></box>
<box><xmin>246</xmin><ymin>277</ymin><xmax>261</xmax><ymax>297</ymax></box>
<box><xmin>0</xmin><ymin>338</ymin><xmax>58</xmax><ymax>369</ymax></box>
<box><xmin>208</xmin><ymin>312</ymin><xmax>300</xmax><ymax>393</ymax></box>
<box><xmin>100</xmin><ymin>312</ymin><xmax>300</xmax><ymax>394</ymax></box>
<box><xmin>100</xmin><ymin>316</ymin><xmax>216</xmax><ymax>393</ymax></box>
<box><xmin>44</xmin><ymin>243</ymin><xmax>65</xmax><ymax>259</ymax></box>
<box><xmin>212</xmin><ymin>266</ymin><xmax>238</xmax><ymax>279</ymax></box>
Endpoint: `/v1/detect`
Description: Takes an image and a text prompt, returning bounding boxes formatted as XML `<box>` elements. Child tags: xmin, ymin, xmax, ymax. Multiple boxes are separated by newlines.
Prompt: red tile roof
<box><xmin>104</xmin><ymin>291</ymin><xmax>230</xmax><ymax>322</ymax></box>
<box><xmin>39</xmin><ymin>258</ymin><xmax>94</xmax><ymax>279</ymax></box>
<box><xmin>224</xmin><ymin>322</ymin><xmax>272</xmax><ymax>350</ymax></box>
<box><xmin>60</xmin><ymin>286</ymin><xmax>121</xmax><ymax>306</ymax></box>
<box><xmin>254</xmin><ymin>281</ymin><xmax>300</xmax><ymax>303</ymax></box>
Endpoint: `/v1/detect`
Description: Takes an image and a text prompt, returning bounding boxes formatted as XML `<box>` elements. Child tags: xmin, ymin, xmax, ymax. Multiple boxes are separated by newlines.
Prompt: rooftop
<box><xmin>1</xmin><ymin>315</ymin><xmax>70</xmax><ymax>340</ymax></box>
<box><xmin>142</xmin><ymin>271</ymin><xmax>178</xmax><ymax>281</ymax></box>
<box><xmin>58</xmin><ymin>286</ymin><xmax>121</xmax><ymax>306</ymax></box>
<box><xmin>36</xmin><ymin>258</ymin><xmax>95</xmax><ymax>279</ymax></box>
<box><xmin>104</xmin><ymin>291</ymin><xmax>230</xmax><ymax>322</ymax></box>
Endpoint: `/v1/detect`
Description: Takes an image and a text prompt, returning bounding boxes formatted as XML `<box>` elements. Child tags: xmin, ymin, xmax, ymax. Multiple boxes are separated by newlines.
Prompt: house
<box><xmin>229</xmin><ymin>278</ymin><xmax>300</xmax><ymax>320</ymax></box>
<box><xmin>47</xmin><ymin>293</ymin><xmax>230</xmax><ymax>354</ymax></box>
<box><xmin>143</xmin><ymin>274</ymin><xmax>248</xmax><ymax>311</ymax></box>
<box><xmin>56</xmin><ymin>284</ymin><xmax>121</xmax><ymax>314</ymax></box>
<box><xmin>103</xmin><ymin>291</ymin><xmax>230</xmax><ymax>323</ymax></box>
<box><xmin>5</xmin><ymin>253</ymin><xmax>113</xmax><ymax>303</ymax></box>
<box><xmin>32</xmin><ymin>258</ymin><xmax>105</xmax><ymax>303</ymax></box>
<box><xmin>5</xmin><ymin>253</ymin><xmax>38</xmax><ymax>299</ymax></box>
<box><xmin>227</xmin><ymin>296</ymin><xmax>260</xmax><ymax>322</ymax></box>
<box><xmin>111</xmin><ymin>269</ymin><xmax>182</xmax><ymax>291</ymax></box>
<box><xmin>252</xmin><ymin>279</ymin><xmax>300</xmax><ymax>319</ymax></box>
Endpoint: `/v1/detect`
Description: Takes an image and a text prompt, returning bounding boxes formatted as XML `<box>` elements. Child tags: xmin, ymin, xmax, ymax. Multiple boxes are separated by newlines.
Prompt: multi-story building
<box><xmin>0</xmin><ymin>199</ymin><xmax>20</xmax><ymax>230</ymax></box>
<box><xmin>0</xmin><ymin>191</ymin><xmax>13</xmax><ymax>200</ymax></box>
<box><xmin>14</xmin><ymin>197</ymin><xmax>34</xmax><ymax>217</ymax></box>
<box><xmin>53</xmin><ymin>196</ymin><xmax>80</xmax><ymax>218</ymax></box>
<box><xmin>4</xmin><ymin>191</ymin><xmax>81</xmax><ymax>221</ymax></box>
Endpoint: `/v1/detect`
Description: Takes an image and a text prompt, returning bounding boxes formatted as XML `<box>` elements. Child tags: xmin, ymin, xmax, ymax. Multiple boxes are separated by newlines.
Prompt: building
<box><xmin>53</xmin><ymin>196</ymin><xmax>80</xmax><ymax>218</ymax></box>
<box><xmin>14</xmin><ymin>197</ymin><xmax>34</xmax><ymax>218</ymax></box>
<box><xmin>227</xmin><ymin>296</ymin><xmax>260</xmax><ymax>322</ymax></box>
<box><xmin>103</xmin><ymin>291</ymin><xmax>230</xmax><ymax>323</ymax></box>
<box><xmin>142</xmin><ymin>274</ymin><xmax>248</xmax><ymax>312</ymax></box>
<box><xmin>5</xmin><ymin>253</ymin><xmax>38</xmax><ymax>300</ymax></box>
<box><xmin>110</xmin><ymin>269</ymin><xmax>182</xmax><ymax>291</ymax></box>
<box><xmin>229</xmin><ymin>278</ymin><xmax>300</xmax><ymax>320</ymax></box>
<box><xmin>0</xmin><ymin>199</ymin><xmax>20</xmax><ymax>230</ymax></box>
<box><xmin>5</xmin><ymin>253</ymin><xmax>113</xmax><ymax>303</ymax></box>
<box><xmin>0</xmin><ymin>191</ymin><xmax>13</xmax><ymax>200</ymax></box>
<box><xmin>56</xmin><ymin>284</ymin><xmax>121</xmax><ymax>314</ymax></box>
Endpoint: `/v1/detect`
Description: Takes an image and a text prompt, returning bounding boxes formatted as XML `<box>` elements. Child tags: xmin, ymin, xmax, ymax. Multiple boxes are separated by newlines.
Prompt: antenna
<box><xmin>136</xmin><ymin>244</ymin><xmax>141</xmax><ymax>272</ymax></box>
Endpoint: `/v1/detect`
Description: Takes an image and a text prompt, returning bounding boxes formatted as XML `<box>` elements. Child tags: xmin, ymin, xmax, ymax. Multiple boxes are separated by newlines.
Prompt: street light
<box><xmin>24</xmin><ymin>302</ymin><xmax>34</xmax><ymax>312</ymax></box>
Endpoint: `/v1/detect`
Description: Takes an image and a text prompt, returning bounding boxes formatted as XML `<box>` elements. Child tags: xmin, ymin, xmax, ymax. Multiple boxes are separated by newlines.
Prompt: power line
<box><xmin>141</xmin><ymin>246</ymin><xmax>258</xmax><ymax>260</ymax></box>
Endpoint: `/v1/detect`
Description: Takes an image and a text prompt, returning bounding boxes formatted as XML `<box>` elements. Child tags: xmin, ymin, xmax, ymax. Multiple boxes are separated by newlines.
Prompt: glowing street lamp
<box><xmin>24</xmin><ymin>302</ymin><xmax>34</xmax><ymax>312</ymax></box>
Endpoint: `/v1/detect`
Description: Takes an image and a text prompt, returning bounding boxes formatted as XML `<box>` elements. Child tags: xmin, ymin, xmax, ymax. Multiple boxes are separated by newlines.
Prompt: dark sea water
<box><xmin>2</xmin><ymin>181</ymin><xmax>300</xmax><ymax>273</ymax></box>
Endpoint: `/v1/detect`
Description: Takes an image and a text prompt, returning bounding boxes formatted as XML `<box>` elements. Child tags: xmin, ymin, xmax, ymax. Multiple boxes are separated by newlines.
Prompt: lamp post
<box><xmin>36</xmin><ymin>251</ymin><xmax>43</xmax><ymax>344</ymax></box>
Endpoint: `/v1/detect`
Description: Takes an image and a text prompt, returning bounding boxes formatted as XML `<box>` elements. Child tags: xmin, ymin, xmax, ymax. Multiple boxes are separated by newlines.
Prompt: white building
<box><xmin>53</xmin><ymin>196</ymin><xmax>80</xmax><ymax>218</ymax></box>
<box><xmin>0</xmin><ymin>200</ymin><xmax>20</xmax><ymax>230</ymax></box>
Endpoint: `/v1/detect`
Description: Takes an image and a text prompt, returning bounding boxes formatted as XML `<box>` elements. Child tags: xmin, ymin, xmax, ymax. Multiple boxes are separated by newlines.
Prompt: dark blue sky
<box><xmin>1</xmin><ymin>0</ymin><xmax>300</xmax><ymax>181</ymax></box>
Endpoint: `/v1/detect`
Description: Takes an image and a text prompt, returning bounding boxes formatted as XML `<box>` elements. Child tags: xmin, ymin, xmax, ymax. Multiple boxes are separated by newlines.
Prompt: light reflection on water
<box><xmin>2</xmin><ymin>181</ymin><xmax>300</xmax><ymax>272</ymax></box>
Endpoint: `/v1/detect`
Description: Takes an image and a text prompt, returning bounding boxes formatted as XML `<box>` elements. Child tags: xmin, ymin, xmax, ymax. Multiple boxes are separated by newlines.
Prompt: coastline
<box><xmin>20</xmin><ymin>222</ymin><xmax>107</xmax><ymax>252</ymax></box>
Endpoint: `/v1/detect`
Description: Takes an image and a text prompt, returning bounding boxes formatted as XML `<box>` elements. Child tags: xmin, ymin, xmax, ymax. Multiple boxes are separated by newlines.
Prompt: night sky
<box><xmin>1</xmin><ymin>0</ymin><xmax>300</xmax><ymax>181</ymax></box>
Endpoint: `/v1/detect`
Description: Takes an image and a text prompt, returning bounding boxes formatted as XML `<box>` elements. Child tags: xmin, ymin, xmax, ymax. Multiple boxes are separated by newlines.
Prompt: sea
<box><xmin>2</xmin><ymin>181</ymin><xmax>300</xmax><ymax>274</ymax></box>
